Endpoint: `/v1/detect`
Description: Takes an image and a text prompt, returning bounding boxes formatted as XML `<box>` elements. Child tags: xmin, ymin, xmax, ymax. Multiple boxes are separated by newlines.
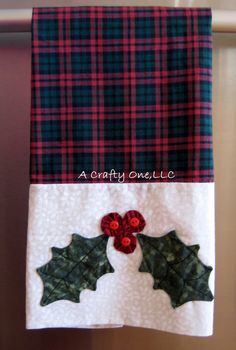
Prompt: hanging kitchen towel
<box><xmin>26</xmin><ymin>6</ymin><xmax>215</xmax><ymax>336</ymax></box>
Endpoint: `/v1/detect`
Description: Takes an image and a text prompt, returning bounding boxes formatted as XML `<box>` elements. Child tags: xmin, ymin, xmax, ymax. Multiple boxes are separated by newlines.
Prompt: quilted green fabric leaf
<box><xmin>37</xmin><ymin>234</ymin><xmax>114</xmax><ymax>306</ymax></box>
<box><xmin>137</xmin><ymin>231</ymin><xmax>214</xmax><ymax>308</ymax></box>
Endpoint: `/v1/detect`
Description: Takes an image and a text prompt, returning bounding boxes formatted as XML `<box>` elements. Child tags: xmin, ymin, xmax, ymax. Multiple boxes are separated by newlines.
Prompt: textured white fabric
<box><xmin>26</xmin><ymin>183</ymin><xmax>215</xmax><ymax>336</ymax></box>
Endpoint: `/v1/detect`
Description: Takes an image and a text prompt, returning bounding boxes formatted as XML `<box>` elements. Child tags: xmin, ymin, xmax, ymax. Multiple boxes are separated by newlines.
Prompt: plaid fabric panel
<box><xmin>30</xmin><ymin>6</ymin><xmax>213</xmax><ymax>183</ymax></box>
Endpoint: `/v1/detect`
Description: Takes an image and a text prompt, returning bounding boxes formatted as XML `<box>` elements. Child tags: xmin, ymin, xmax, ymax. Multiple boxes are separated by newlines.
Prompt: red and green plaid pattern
<box><xmin>30</xmin><ymin>6</ymin><xmax>213</xmax><ymax>183</ymax></box>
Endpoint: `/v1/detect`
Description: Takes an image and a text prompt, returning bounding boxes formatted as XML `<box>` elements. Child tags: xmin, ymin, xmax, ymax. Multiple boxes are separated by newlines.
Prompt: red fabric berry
<box><xmin>114</xmin><ymin>234</ymin><xmax>137</xmax><ymax>254</ymax></box>
<box><xmin>101</xmin><ymin>210</ymin><xmax>145</xmax><ymax>254</ymax></box>
<box><xmin>101</xmin><ymin>212</ymin><xmax>123</xmax><ymax>236</ymax></box>
<box><xmin>123</xmin><ymin>210</ymin><xmax>146</xmax><ymax>234</ymax></box>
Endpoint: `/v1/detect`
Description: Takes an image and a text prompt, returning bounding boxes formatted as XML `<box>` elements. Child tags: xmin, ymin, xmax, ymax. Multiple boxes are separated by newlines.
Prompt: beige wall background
<box><xmin>0</xmin><ymin>1</ymin><xmax>235</xmax><ymax>349</ymax></box>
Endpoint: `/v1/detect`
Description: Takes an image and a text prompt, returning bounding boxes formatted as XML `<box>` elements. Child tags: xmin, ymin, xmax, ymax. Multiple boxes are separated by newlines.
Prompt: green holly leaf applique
<box><xmin>137</xmin><ymin>231</ymin><xmax>214</xmax><ymax>308</ymax></box>
<box><xmin>37</xmin><ymin>233</ymin><xmax>114</xmax><ymax>306</ymax></box>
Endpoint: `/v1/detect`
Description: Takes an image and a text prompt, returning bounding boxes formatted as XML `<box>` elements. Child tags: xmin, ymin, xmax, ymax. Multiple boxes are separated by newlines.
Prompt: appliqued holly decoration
<box><xmin>37</xmin><ymin>210</ymin><xmax>214</xmax><ymax>308</ymax></box>
<box><xmin>36</xmin><ymin>234</ymin><xmax>113</xmax><ymax>306</ymax></box>
<box><xmin>137</xmin><ymin>231</ymin><xmax>214</xmax><ymax>308</ymax></box>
